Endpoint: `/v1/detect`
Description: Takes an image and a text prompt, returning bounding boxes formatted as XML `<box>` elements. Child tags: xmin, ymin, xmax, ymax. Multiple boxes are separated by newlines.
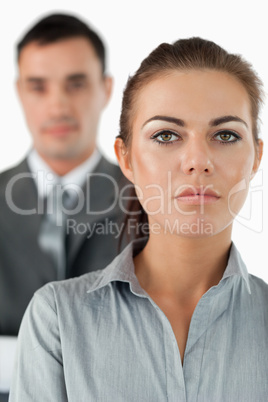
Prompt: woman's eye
<box><xmin>152</xmin><ymin>131</ymin><xmax>180</xmax><ymax>144</ymax></box>
<box><xmin>214</xmin><ymin>130</ymin><xmax>241</xmax><ymax>143</ymax></box>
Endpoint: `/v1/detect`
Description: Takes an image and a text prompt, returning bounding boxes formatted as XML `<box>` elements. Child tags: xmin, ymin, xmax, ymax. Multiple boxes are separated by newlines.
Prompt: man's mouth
<box><xmin>43</xmin><ymin>125</ymin><xmax>77</xmax><ymax>136</ymax></box>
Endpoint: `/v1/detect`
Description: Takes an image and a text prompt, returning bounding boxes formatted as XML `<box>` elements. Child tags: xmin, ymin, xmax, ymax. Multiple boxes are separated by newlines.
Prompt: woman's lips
<box><xmin>176</xmin><ymin>194</ymin><xmax>220</xmax><ymax>205</ymax></box>
<box><xmin>175</xmin><ymin>187</ymin><xmax>220</xmax><ymax>205</ymax></box>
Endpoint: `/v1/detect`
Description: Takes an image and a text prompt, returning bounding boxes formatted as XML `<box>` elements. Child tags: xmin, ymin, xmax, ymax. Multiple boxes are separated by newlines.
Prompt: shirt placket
<box><xmin>149</xmin><ymin>300</ymin><xmax>187</xmax><ymax>401</ymax></box>
<box><xmin>147</xmin><ymin>280</ymin><xmax>232</xmax><ymax>402</ymax></box>
<box><xmin>183</xmin><ymin>281</ymin><xmax>232</xmax><ymax>401</ymax></box>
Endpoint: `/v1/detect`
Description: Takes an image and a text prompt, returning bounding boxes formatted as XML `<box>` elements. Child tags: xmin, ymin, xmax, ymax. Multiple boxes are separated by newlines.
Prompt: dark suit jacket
<box><xmin>0</xmin><ymin>155</ymin><xmax>130</xmax><ymax>337</ymax></box>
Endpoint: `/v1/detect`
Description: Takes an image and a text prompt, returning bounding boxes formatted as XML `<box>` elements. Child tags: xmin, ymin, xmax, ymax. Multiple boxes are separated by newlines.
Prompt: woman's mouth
<box><xmin>175</xmin><ymin>186</ymin><xmax>220</xmax><ymax>205</ymax></box>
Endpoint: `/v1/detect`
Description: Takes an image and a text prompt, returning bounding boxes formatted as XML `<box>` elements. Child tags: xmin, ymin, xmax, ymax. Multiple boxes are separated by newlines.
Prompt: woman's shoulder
<box><xmin>33</xmin><ymin>239</ymin><xmax>142</xmax><ymax>307</ymax></box>
<box><xmin>35</xmin><ymin>266</ymin><xmax>115</xmax><ymax>307</ymax></box>
<box><xmin>248</xmin><ymin>273</ymin><xmax>268</xmax><ymax>302</ymax></box>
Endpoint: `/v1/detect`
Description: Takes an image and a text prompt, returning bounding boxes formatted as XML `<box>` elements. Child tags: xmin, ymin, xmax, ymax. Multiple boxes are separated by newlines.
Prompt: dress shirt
<box><xmin>0</xmin><ymin>149</ymin><xmax>102</xmax><ymax>395</ymax></box>
<box><xmin>9</xmin><ymin>239</ymin><xmax>268</xmax><ymax>401</ymax></box>
<box><xmin>0</xmin><ymin>338</ymin><xmax>16</xmax><ymax>394</ymax></box>
<box><xmin>27</xmin><ymin>148</ymin><xmax>102</xmax><ymax>199</ymax></box>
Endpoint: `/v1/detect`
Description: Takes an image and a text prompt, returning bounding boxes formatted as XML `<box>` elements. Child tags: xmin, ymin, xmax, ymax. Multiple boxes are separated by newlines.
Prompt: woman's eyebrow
<box><xmin>142</xmin><ymin>114</ymin><xmax>249</xmax><ymax>129</ymax></box>
<box><xmin>209</xmin><ymin>115</ymin><xmax>248</xmax><ymax>128</ymax></box>
<box><xmin>142</xmin><ymin>115</ymin><xmax>185</xmax><ymax>128</ymax></box>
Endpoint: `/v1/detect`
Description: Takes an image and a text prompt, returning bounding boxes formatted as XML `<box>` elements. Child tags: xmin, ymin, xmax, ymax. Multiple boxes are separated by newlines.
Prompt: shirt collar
<box><xmin>27</xmin><ymin>148</ymin><xmax>101</xmax><ymax>199</ymax></box>
<box><xmin>222</xmin><ymin>242</ymin><xmax>251</xmax><ymax>293</ymax></box>
<box><xmin>86</xmin><ymin>238</ymin><xmax>148</xmax><ymax>297</ymax></box>
<box><xmin>86</xmin><ymin>239</ymin><xmax>251</xmax><ymax>296</ymax></box>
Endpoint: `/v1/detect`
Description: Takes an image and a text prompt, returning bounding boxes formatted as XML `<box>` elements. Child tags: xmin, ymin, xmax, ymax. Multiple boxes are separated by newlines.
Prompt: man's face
<box><xmin>17</xmin><ymin>37</ymin><xmax>112</xmax><ymax>165</ymax></box>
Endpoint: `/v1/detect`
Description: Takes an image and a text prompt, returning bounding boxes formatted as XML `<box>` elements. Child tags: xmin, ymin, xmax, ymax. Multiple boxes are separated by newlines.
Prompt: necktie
<box><xmin>38</xmin><ymin>184</ymin><xmax>67</xmax><ymax>280</ymax></box>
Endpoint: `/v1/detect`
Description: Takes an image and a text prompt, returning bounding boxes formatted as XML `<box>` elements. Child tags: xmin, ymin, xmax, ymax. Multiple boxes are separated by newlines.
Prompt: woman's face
<box><xmin>116</xmin><ymin>69</ymin><xmax>262</xmax><ymax>238</ymax></box>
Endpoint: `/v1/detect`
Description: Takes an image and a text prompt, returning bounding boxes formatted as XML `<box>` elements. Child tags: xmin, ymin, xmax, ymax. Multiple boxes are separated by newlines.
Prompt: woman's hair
<box><xmin>118</xmin><ymin>37</ymin><xmax>264</xmax><ymax>243</ymax></box>
<box><xmin>119</xmin><ymin>36</ymin><xmax>264</xmax><ymax>147</ymax></box>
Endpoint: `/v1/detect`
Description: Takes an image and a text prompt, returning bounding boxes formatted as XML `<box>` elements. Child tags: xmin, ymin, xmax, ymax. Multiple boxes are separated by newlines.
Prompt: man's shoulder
<box><xmin>90</xmin><ymin>155</ymin><xmax>131</xmax><ymax>194</ymax></box>
<box><xmin>94</xmin><ymin>156</ymin><xmax>126</xmax><ymax>182</ymax></box>
<box><xmin>0</xmin><ymin>158</ymin><xmax>29</xmax><ymax>186</ymax></box>
<box><xmin>0</xmin><ymin>158</ymin><xmax>30</xmax><ymax>199</ymax></box>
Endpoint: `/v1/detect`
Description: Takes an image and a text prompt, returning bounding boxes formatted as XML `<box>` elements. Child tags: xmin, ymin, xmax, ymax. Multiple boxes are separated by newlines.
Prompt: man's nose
<box><xmin>180</xmin><ymin>139</ymin><xmax>214</xmax><ymax>175</ymax></box>
<box><xmin>48</xmin><ymin>87</ymin><xmax>71</xmax><ymax>115</ymax></box>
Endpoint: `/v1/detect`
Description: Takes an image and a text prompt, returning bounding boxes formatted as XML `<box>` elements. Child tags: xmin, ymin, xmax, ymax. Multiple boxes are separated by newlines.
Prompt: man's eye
<box><xmin>67</xmin><ymin>81</ymin><xmax>86</xmax><ymax>91</ymax></box>
<box><xmin>152</xmin><ymin>130</ymin><xmax>180</xmax><ymax>145</ymax></box>
<box><xmin>30</xmin><ymin>85</ymin><xmax>45</xmax><ymax>93</ymax></box>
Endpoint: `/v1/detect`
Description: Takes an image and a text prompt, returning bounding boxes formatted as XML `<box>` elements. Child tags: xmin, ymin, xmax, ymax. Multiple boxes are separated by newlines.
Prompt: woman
<box><xmin>10</xmin><ymin>37</ymin><xmax>267</xmax><ymax>401</ymax></box>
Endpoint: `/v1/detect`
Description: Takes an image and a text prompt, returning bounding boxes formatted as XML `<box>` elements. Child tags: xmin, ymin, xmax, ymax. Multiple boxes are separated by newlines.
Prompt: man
<box><xmin>0</xmin><ymin>13</ymin><xmax>130</xmax><ymax>400</ymax></box>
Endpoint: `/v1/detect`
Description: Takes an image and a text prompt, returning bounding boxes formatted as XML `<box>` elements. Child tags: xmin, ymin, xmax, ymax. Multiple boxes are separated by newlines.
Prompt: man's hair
<box><xmin>17</xmin><ymin>13</ymin><xmax>106</xmax><ymax>73</ymax></box>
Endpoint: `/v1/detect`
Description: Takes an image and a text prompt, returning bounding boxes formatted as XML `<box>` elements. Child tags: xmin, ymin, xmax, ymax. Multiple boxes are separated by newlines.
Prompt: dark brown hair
<box><xmin>17</xmin><ymin>13</ymin><xmax>106</xmax><ymax>74</ymax></box>
<box><xmin>119</xmin><ymin>37</ymin><xmax>264</xmax><ymax>147</ymax></box>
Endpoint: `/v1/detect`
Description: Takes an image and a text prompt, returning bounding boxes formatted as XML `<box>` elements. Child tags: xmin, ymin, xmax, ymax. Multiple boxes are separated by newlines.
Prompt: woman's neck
<box><xmin>134</xmin><ymin>225</ymin><xmax>232</xmax><ymax>302</ymax></box>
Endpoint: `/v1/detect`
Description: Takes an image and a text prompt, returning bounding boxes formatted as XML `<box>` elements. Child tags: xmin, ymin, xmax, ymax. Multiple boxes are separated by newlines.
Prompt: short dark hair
<box><xmin>17</xmin><ymin>13</ymin><xmax>106</xmax><ymax>73</ymax></box>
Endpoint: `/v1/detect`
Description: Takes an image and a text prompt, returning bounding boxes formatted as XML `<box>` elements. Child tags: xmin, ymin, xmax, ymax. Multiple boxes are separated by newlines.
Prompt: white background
<box><xmin>1</xmin><ymin>0</ymin><xmax>267</xmax><ymax>281</ymax></box>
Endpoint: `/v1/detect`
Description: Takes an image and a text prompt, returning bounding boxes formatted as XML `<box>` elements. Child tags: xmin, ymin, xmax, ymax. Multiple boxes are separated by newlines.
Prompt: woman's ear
<box><xmin>114</xmin><ymin>138</ymin><xmax>134</xmax><ymax>183</ymax></box>
<box><xmin>251</xmin><ymin>139</ymin><xmax>263</xmax><ymax>180</ymax></box>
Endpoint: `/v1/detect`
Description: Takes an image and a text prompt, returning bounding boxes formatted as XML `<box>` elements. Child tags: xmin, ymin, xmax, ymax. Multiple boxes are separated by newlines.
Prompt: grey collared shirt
<box><xmin>9</xmin><ymin>240</ymin><xmax>268</xmax><ymax>401</ymax></box>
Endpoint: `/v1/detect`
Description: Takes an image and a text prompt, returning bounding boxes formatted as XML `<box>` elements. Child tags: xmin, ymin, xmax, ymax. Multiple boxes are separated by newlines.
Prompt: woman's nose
<box><xmin>181</xmin><ymin>140</ymin><xmax>214</xmax><ymax>175</ymax></box>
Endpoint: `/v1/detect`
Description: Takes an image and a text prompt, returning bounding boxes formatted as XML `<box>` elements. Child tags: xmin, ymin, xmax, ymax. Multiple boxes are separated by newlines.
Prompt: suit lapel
<box><xmin>1</xmin><ymin>158</ymin><xmax>55</xmax><ymax>277</ymax></box>
<box><xmin>5</xmin><ymin>158</ymin><xmax>43</xmax><ymax>233</ymax></box>
<box><xmin>66</xmin><ymin>157</ymin><xmax>124</xmax><ymax>267</ymax></box>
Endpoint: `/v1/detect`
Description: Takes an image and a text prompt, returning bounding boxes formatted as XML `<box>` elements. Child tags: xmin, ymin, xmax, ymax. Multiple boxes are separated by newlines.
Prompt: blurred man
<box><xmin>0</xmin><ymin>14</ymin><xmax>130</xmax><ymax>400</ymax></box>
